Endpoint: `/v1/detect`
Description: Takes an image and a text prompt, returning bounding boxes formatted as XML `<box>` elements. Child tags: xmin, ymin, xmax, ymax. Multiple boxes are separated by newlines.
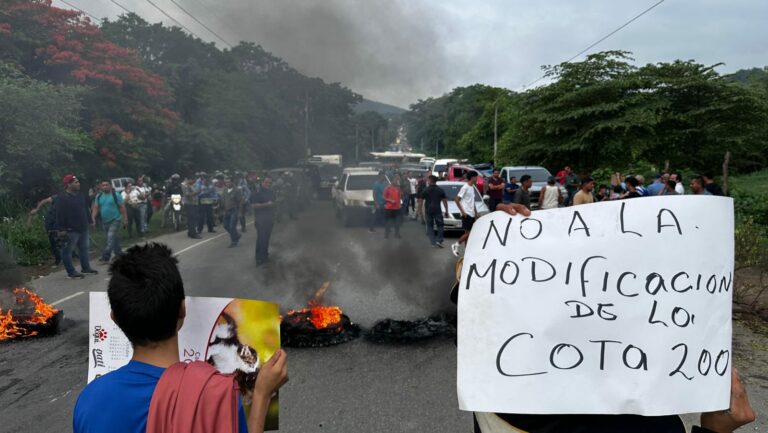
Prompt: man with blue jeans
<box><xmin>369</xmin><ymin>171</ymin><xmax>388</xmax><ymax>233</ymax></box>
<box><xmin>55</xmin><ymin>174</ymin><xmax>98</xmax><ymax>279</ymax></box>
<box><xmin>221</xmin><ymin>176</ymin><xmax>243</xmax><ymax>248</ymax></box>
<box><xmin>92</xmin><ymin>180</ymin><xmax>128</xmax><ymax>264</ymax></box>
<box><xmin>420</xmin><ymin>175</ymin><xmax>449</xmax><ymax>248</ymax></box>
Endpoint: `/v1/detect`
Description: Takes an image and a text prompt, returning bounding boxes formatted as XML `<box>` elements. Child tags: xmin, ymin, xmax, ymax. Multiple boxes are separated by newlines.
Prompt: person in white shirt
<box><xmin>452</xmin><ymin>172</ymin><xmax>478</xmax><ymax>257</ymax></box>
<box><xmin>670</xmin><ymin>172</ymin><xmax>685</xmax><ymax>195</ymax></box>
<box><xmin>408</xmin><ymin>173</ymin><xmax>418</xmax><ymax>219</ymax></box>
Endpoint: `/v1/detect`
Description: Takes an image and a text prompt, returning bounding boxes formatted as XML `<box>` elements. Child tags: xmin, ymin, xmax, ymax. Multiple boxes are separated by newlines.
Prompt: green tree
<box><xmin>0</xmin><ymin>65</ymin><xmax>91</xmax><ymax>197</ymax></box>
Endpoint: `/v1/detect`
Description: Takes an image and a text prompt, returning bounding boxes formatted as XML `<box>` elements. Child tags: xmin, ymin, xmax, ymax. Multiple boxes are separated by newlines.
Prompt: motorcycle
<box><xmin>169</xmin><ymin>194</ymin><xmax>183</xmax><ymax>231</ymax></box>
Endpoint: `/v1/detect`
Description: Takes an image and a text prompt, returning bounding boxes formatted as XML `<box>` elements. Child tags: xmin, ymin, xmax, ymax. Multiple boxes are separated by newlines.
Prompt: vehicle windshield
<box><xmin>507</xmin><ymin>168</ymin><xmax>551</xmax><ymax>183</ymax></box>
<box><xmin>433</xmin><ymin>164</ymin><xmax>448</xmax><ymax>172</ymax></box>
<box><xmin>439</xmin><ymin>184</ymin><xmax>482</xmax><ymax>201</ymax></box>
<box><xmin>318</xmin><ymin>165</ymin><xmax>341</xmax><ymax>177</ymax></box>
<box><xmin>346</xmin><ymin>175</ymin><xmax>381</xmax><ymax>190</ymax></box>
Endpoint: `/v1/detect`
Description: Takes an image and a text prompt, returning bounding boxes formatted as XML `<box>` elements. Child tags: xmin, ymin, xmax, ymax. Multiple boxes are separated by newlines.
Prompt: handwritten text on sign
<box><xmin>457</xmin><ymin>196</ymin><xmax>733</xmax><ymax>415</ymax></box>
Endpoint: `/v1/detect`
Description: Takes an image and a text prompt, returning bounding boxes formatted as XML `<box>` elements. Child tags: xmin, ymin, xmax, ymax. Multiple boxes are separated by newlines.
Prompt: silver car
<box><xmin>436</xmin><ymin>181</ymin><xmax>490</xmax><ymax>232</ymax></box>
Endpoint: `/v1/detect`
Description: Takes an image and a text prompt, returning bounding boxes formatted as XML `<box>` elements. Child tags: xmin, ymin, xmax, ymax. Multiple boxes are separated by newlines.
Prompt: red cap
<box><xmin>62</xmin><ymin>174</ymin><xmax>76</xmax><ymax>187</ymax></box>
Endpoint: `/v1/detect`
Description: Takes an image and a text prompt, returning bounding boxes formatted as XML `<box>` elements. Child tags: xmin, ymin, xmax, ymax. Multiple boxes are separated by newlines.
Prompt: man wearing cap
<box><xmin>56</xmin><ymin>175</ymin><xmax>98</xmax><ymax>279</ymax></box>
<box><xmin>572</xmin><ymin>176</ymin><xmax>595</xmax><ymax>205</ymax></box>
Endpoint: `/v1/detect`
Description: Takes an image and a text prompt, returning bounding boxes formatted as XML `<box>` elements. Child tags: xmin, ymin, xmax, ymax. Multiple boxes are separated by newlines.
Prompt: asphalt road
<box><xmin>0</xmin><ymin>203</ymin><xmax>470</xmax><ymax>433</ymax></box>
<box><xmin>1</xmin><ymin>202</ymin><xmax>766</xmax><ymax>432</ymax></box>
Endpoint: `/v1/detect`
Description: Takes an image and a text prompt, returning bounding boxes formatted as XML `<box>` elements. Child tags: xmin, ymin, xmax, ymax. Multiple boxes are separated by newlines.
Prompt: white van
<box><xmin>431</xmin><ymin>159</ymin><xmax>458</xmax><ymax>177</ymax></box>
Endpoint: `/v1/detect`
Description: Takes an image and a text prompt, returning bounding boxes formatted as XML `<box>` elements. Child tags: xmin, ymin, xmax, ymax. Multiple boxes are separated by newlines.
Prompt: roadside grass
<box><xmin>729</xmin><ymin>168</ymin><xmax>768</xmax><ymax>195</ymax></box>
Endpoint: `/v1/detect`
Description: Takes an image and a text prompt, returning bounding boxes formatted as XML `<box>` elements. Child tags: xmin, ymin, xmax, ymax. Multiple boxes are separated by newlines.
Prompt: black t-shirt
<box><xmin>420</xmin><ymin>185</ymin><xmax>446</xmax><ymax>214</ymax></box>
<box><xmin>625</xmin><ymin>191</ymin><xmax>642</xmax><ymax>199</ymax></box>
<box><xmin>250</xmin><ymin>188</ymin><xmax>275</xmax><ymax>218</ymax></box>
<box><xmin>705</xmin><ymin>183</ymin><xmax>724</xmax><ymax>196</ymax></box>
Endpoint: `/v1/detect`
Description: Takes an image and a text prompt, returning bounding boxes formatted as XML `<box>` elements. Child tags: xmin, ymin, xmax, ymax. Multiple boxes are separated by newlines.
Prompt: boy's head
<box><xmin>108</xmin><ymin>243</ymin><xmax>185</xmax><ymax>347</ymax></box>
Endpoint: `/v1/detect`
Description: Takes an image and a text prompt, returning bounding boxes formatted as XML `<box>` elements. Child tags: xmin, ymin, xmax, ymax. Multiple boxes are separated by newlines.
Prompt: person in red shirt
<box><xmin>487</xmin><ymin>169</ymin><xmax>504</xmax><ymax>211</ymax></box>
<box><xmin>555</xmin><ymin>166</ymin><xmax>570</xmax><ymax>186</ymax></box>
<box><xmin>383</xmin><ymin>175</ymin><xmax>403</xmax><ymax>239</ymax></box>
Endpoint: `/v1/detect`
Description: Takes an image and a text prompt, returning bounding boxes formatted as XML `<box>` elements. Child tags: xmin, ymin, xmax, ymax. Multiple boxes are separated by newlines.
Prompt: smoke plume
<box><xmin>214</xmin><ymin>0</ymin><xmax>455</xmax><ymax>107</ymax></box>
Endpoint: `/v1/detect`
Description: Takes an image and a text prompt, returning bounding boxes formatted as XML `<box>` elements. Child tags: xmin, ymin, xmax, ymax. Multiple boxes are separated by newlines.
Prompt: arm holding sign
<box><xmin>247</xmin><ymin>349</ymin><xmax>288</xmax><ymax>433</ymax></box>
<box><xmin>697</xmin><ymin>368</ymin><xmax>755</xmax><ymax>433</ymax></box>
<box><xmin>496</xmin><ymin>202</ymin><xmax>531</xmax><ymax>217</ymax></box>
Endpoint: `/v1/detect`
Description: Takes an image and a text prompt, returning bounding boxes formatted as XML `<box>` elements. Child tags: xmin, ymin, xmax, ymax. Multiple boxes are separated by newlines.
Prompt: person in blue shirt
<box><xmin>91</xmin><ymin>180</ymin><xmax>128</xmax><ymax>264</ymax></box>
<box><xmin>369</xmin><ymin>171</ymin><xmax>388</xmax><ymax>233</ymax></box>
<box><xmin>73</xmin><ymin>243</ymin><xmax>288</xmax><ymax>433</ymax></box>
<box><xmin>502</xmin><ymin>176</ymin><xmax>519</xmax><ymax>204</ymax></box>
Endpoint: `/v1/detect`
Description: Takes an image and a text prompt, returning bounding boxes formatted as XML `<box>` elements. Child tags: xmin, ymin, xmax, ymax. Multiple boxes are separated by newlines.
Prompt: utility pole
<box><xmin>304</xmin><ymin>92</ymin><xmax>310</xmax><ymax>157</ymax></box>
<box><xmin>355</xmin><ymin>124</ymin><xmax>359</xmax><ymax>162</ymax></box>
<box><xmin>493</xmin><ymin>102</ymin><xmax>499</xmax><ymax>167</ymax></box>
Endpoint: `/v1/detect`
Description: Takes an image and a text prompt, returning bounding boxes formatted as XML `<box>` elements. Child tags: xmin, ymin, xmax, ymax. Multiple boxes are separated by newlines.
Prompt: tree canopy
<box><xmin>0</xmin><ymin>1</ymin><xmax>372</xmax><ymax>201</ymax></box>
<box><xmin>405</xmin><ymin>51</ymin><xmax>768</xmax><ymax>176</ymax></box>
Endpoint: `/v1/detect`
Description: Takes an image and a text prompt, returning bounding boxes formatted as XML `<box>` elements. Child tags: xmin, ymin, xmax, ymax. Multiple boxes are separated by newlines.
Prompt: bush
<box><xmin>732</xmin><ymin>188</ymin><xmax>768</xmax><ymax>226</ymax></box>
<box><xmin>0</xmin><ymin>214</ymin><xmax>51</xmax><ymax>266</ymax></box>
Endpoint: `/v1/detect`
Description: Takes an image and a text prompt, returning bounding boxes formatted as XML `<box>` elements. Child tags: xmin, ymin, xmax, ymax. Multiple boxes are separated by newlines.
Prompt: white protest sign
<box><xmin>457</xmin><ymin>196</ymin><xmax>733</xmax><ymax>415</ymax></box>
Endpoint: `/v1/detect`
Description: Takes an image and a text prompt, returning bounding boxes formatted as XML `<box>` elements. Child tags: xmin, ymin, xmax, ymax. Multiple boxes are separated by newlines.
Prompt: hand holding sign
<box><xmin>458</xmin><ymin>196</ymin><xmax>734</xmax><ymax>415</ymax></box>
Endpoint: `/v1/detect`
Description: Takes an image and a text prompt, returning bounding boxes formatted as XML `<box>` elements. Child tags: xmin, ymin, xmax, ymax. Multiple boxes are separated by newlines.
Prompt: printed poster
<box><xmin>89</xmin><ymin>293</ymin><xmax>281</xmax><ymax>430</ymax></box>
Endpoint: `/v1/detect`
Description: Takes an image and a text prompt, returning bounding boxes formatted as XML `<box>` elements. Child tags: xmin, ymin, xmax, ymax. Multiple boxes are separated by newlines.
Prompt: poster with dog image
<box><xmin>88</xmin><ymin>292</ymin><xmax>281</xmax><ymax>430</ymax></box>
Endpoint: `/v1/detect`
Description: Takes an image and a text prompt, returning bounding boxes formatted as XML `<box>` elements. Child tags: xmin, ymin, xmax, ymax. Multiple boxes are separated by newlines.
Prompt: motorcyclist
<box><xmin>162</xmin><ymin>174</ymin><xmax>183</xmax><ymax>228</ymax></box>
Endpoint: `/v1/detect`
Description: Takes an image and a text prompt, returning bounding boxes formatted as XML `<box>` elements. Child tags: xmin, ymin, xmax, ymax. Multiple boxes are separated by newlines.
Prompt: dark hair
<box><xmin>467</xmin><ymin>172</ymin><xmax>478</xmax><ymax>181</ymax></box>
<box><xmin>428</xmin><ymin>175</ymin><xmax>438</xmax><ymax>183</ymax></box>
<box><xmin>625</xmin><ymin>176</ymin><xmax>639</xmax><ymax>187</ymax></box>
<box><xmin>581</xmin><ymin>176</ymin><xmax>593</xmax><ymax>186</ymax></box>
<box><xmin>691</xmin><ymin>175</ymin><xmax>704</xmax><ymax>186</ymax></box>
<box><xmin>108</xmin><ymin>243</ymin><xmax>185</xmax><ymax>346</ymax></box>
<box><xmin>703</xmin><ymin>173</ymin><xmax>714</xmax><ymax>180</ymax></box>
<box><xmin>667</xmin><ymin>180</ymin><xmax>677</xmax><ymax>189</ymax></box>
<box><xmin>613</xmin><ymin>185</ymin><xmax>623</xmax><ymax>193</ymax></box>
<box><xmin>598</xmin><ymin>184</ymin><xmax>608</xmax><ymax>190</ymax></box>
<box><xmin>520</xmin><ymin>175</ymin><xmax>531</xmax><ymax>183</ymax></box>
<box><xmin>672</xmin><ymin>172</ymin><xmax>683</xmax><ymax>182</ymax></box>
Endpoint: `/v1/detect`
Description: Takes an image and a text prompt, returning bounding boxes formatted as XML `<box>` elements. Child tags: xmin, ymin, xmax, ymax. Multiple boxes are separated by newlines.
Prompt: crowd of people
<box><xmin>362</xmin><ymin>165</ymin><xmax>730</xmax><ymax>259</ymax></box>
<box><xmin>27</xmin><ymin>169</ymin><xmax>295</xmax><ymax>278</ymax></box>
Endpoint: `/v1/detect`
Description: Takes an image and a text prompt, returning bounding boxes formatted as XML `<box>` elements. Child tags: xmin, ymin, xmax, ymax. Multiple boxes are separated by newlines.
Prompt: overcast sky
<box><xmin>54</xmin><ymin>0</ymin><xmax>768</xmax><ymax>108</ymax></box>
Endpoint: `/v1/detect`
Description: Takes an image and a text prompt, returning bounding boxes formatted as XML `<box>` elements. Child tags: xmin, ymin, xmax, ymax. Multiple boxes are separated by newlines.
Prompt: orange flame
<box><xmin>0</xmin><ymin>288</ymin><xmax>59</xmax><ymax>341</ymax></box>
<box><xmin>0</xmin><ymin>309</ymin><xmax>23</xmax><ymax>340</ymax></box>
<box><xmin>309</xmin><ymin>305</ymin><xmax>342</xmax><ymax>329</ymax></box>
<box><xmin>14</xmin><ymin>288</ymin><xmax>59</xmax><ymax>324</ymax></box>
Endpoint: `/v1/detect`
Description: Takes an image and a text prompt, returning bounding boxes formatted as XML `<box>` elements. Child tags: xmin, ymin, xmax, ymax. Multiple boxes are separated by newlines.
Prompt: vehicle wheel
<box><xmin>341</xmin><ymin>209</ymin><xmax>351</xmax><ymax>227</ymax></box>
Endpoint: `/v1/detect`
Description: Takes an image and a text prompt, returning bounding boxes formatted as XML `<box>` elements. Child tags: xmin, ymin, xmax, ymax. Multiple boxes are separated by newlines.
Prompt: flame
<box><xmin>0</xmin><ymin>288</ymin><xmax>59</xmax><ymax>341</ymax></box>
<box><xmin>308</xmin><ymin>305</ymin><xmax>342</xmax><ymax>329</ymax></box>
<box><xmin>14</xmin><ymin>288</ymin><xmax>58</xmax><ymax>324</ymax></box>
<box><xmin>0</xmin><ymin>309</ymin><xmax>23</xmax><ymax>340</ymax></box>
<box><xmin>282</xmin><ymin>282</ymin><xmax>343</xmax><ymax>330</ymax></box>
<box><xmin>284</xmin><ymin>305</ymin><xmax>343</xmax><ymax>330</ymax></box>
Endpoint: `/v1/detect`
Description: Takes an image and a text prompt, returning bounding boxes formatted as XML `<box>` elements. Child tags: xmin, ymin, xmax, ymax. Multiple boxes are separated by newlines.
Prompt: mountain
<box><xmin>353</xmin><ymin>99</ymin><xmax>406</xmax><ymax>117</ymax></box>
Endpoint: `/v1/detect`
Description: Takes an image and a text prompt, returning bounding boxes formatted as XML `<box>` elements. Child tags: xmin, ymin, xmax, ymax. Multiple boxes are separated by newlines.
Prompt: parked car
<box><xmin>472</xmin><ymin>163</ymin><xmax>494</xmax><ymax>177</ymax></box>
<box><xmin>446</xmin><ymin>165</ymin><xmax>486</xmax><ymax>193</ymax></box>
<box><xmin>498</xmin><ymin>166</ymin><xmax>566</xmax><ymax>209</ymax></box>
<box><xmin>437</xmin><ymin>181</ymin><xmax>490</xmax><ymax>231</ymax></box>
<box><xmin>110</xmin><ymin>177</ymin><xmax>134</xmax><ymax>194</ymax></box>
<box><xmin>334</xmin><ymin>168</ymin><xmax>390</xmax><ymax>226</ymax></box>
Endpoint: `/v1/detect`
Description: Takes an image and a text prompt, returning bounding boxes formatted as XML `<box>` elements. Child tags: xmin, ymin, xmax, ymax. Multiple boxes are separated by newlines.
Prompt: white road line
<box><xmin>49</xmin><ymin>224</ymin><xmax>238</xmax><ymax>306</ymax></box>
<box><xmin>173</xmin><ymin>231</ymin><xmax>229</xmax><ymax>256</ymax></box>
<box><xmin>52</xmin><ymin>291</ymin><xmax>84</xmax><ymax>306</ymax></box>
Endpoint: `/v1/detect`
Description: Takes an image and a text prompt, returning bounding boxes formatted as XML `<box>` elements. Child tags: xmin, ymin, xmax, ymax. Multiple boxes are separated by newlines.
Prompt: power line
<box><xmin>521</xmin><ymin>0</ymin><xmax>666</xmax><ymax>90</ymax></box>
<box><xmin>143</xmin><ymin>0</ymin><xmax>203</xmax><ymax>39</ymax></box>
<box><xmin>58</xmin><ymin>0</ymin><xmax>100</xmax><ymax>21</ymax></box>
<box><xmin>109</xmin><ymin>0</ymin><xmax>133</xmax><ymax>15</ymax></box>
<box><xmin>166</xmin><ymin>0</ymin><xmax>233</xmax><ymax>47</ymax></box>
